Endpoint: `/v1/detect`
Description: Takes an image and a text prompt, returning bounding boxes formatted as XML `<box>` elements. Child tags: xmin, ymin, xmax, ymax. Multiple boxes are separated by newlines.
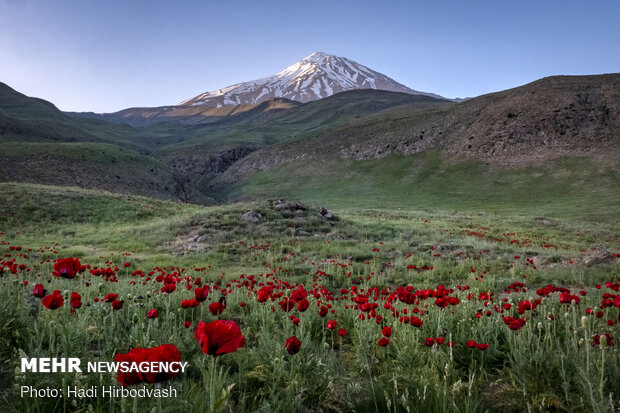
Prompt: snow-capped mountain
<box><xmin>180</xmin><ymin>52</ymin><xmax>442</xmax><ymax>107</ymax></box>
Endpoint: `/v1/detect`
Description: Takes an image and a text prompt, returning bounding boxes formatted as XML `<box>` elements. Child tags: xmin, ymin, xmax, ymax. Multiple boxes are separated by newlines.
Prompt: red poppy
<box><xmin>257</xmin><ymin>286</ymin><xmax>272</xmax><ymax>303</ymax></box>
<box><xmin>194</xmin><ymin>320</ymin><xmax>245</xmax><ymax>356</ymax></box>
<box><xmin>290</xmin><ymin>288</ymin><xmax>308</xmax><ymax>302</ymax></box>
<box><xmin>476</xmin><ymin>343</ymin><xmax>489</xmax><ymax>351</ymax></box>
<box><xmin>279</xmin><ymin>298</ymin><xmax>295</xmax><ymax>312</ymax></box>
<box><xmin>52</xmin><ymin>257</ymin><xmax>82</xmax><ymax>278</ymax></box>
<box><xmin>42</xmin><ymin>292</ymin><xmax>63</xmax><ymax>310</ymax></box>
<box><xmin>410</xmin><ymin>317</ymin><xmax>423</xmax><ymax>328</ymax></box>
<box><xmin>103</xmin><ymin>293</ymin><xmax>118</xmax><ymax>303</ymax></box>
<box><xmin>209</xmin><ymin>302</ymin><xmax>225</xmax><ymax>315</ymax></box>
<box><xmin>183</xmin><ymin>321</ymin><xmax>192</xmax><ymax>328</ymax></box>
<box><xmin>424</xmin><ymin>337</ymin><xmax>435</xmax><ymax>347</ymax></box>
<box><xmin>285</xmin><ymin>336</ymin><xmax>302</xmax><ymax>355</ymax></box>
<box><xmin>194</xmin><ymin>286</ymin><xmax>210</xmax><ymax>302</ymax></box>
<box><xmin>338</xmin><ymin>328</ymin><xmax>347</xmax><ymax>337</ymax></box>
<box><xmin>327</xmin><ymin>320</ymin><xmax>338</xmax><ymax>330</ymax></box>
<box><xmin>181</xmin><ymin>299</ymin><xmax>200</xmax><ymax>309</ymax></box>
<box><xmin>114</xmin><ymin>344</ymin><xmax>181</xmax><ymax>386</ymax></box>
<box><xmin>32</xmin><ymin>283</ymin><xmax>46</xmax><ymax>298</ymax></box>
<box><xmin>114</xmin><ymin>347</ymin><xmax>148</xmax><ymax>386</ymax></box>
<box><xmin>147</xmin><ymin>309</ymin><xmax>159</xmax><ymax>319</ymax></box>
<box><xmin>161</xmin><ymin>283</ymin><xmax>176</xmax><ymax>294</ymax></box>
<box><xmin>111</xmin><ymin>300</ymin><xmax>123</xmax><ymax>310</ymax></box>
<box><xmin>382</xmin><ymin>326</ymin><xmax>392</xmax><ymax>337</ymax></box>
<box><xmin>466</xmin><ymin>340</ymin><xmax>477</xmax><ymax>348</ymax></box>
<box><xmin>297</xmin><ymin>298</ymin><xmax>310</xmax><ymax>312</ymax></box>
<box><xmin>141</xmin><ymin>344</ymin><xmax>181</xmax><ymax>384</ymax></box>
<box><xmin>378</xmin><ymin>337</ymin><xmax>390</xmax><ymax>347</ymax></box>
<box><xmin>70</xmin><ymin>292</ymin><xmax>82</xmax><ymax>309</ymax></box>
<box><xmin>436</xmin><ymin>337</ymin><xmax>445</xmax><ymax>345</ymax></box>
<box><xmin>318</xmin><ymin>306</ymin><xmax>328</xmax><ymax>317</ymax></box>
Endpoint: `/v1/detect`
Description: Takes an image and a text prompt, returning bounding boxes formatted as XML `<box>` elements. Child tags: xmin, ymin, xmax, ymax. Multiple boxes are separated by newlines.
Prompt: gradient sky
<box><xmin>1</xmin><ymin>0</ymin><xmax>619</xmax><ymax>113</ymax></box>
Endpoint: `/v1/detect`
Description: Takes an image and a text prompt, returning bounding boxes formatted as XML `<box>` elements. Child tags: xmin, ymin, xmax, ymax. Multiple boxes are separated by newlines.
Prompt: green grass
<box><xmin>225</xmin><ymin>152</ymin><xmax>620</xmax><ymax>224</ymax></box>
<box><xmin>0</xmin><ymin>183</ymin><xmax>618</xmax><ymax>412</ymax></box>
<box><xmin>153</xmin><ymin>91</ymin><xmax>450</xmax><ymax>156</ymax></box>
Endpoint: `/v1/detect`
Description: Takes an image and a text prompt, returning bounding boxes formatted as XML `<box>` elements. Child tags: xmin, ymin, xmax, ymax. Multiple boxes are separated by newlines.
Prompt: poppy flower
<box><xmin>436</xmin><ymin>337</ymin><xmax>445</xmax><ymax>345</ymax></box>
<box><xmin>318</xmin><ymin>306</ymin><xmax>328</xmax><ymax>317</ymax></box>
<box><xmin>114</xmin><ymin>344</ymin><xmax>181</xmax><ymax>386</ymax></box>
<box><xmin>338</xmin><ymin>328</ymin><xmax>347</xmax><ymax>337</ymax></box>
<box><xmin>161</xmin><ymin>283</ymin><xmax>176</xmax><ymax>294</ymax></box>
<box><xmin>32</xmin><ymin>283</ymin><xmax>46</xmax><ymax>298</ymax></box>
<box><xmin>382</xmin><ymin>326</ymin><xmax>392</xmax><ymax>337</ymax></box>
<box><xmin>111</xmin><ymin>300</ymin><xmax>123</xmax><ymax>310</ymax></box>
<box><xmin>476</xmin><ymin>343</ymin><xmax>489</xmax><ymax>351</ymax></box>
<box><xmin>327</xmin><ymin>320</ymin><xmax>338</xmax><ymax>330</ymax></box>
<box><xmin>378</xmin><ymin>337</ymin><xmax>390</xmax><ymax>347</ymax></box>
<box><xmin>141</xmin><ymin>344</ymin><xmax>181</xmax><ymax>384</ymax></box>
<box><xmin>466</xmin><ymin>340</ymin><xmax>477</xmax><ymax>348</ymax></box>
<box><xmin>194</xmin><ymin>320</ymin><xmax>245</xmax><ymax>356</ymax></box>
<box><xmin>42</xmin><ymin>292</ymin><xmax>63</xmax><ymax>310</ymax></box>
<box><xmin>183</xmin><ymin>321</ymin><xmax>191</xmax><ymax>328</ymax></box>
<box><xmin>114</xmin><ymin>347</ymin><xmax>148</xmax><ymax>386</ymax></box>
<box><xmin>103</xmin><ymin>293</ymin><xmax>119</xmax><ymax>303</ymax></box>
<box><xmin>279</xmin><ymin>298</ymin><xmax>295</xmax><ymax>312</ymax></box>
<box><xmin>70</xmin><ymin>292</ymin><xmax>82</xmax><ymax>309</ymax></box>
<box><xmin>209</xmin><ymin>302</ymin><xmax>225</xmax><ymax>315</ymax></box>
<box><xmin>424</xmin><ymin>337</ymin><xmax>435</xmax><ymax>347</ymax></box>
<box><xmin>52</xmin><ymin>257</ymin><xmax>82</xmax><ymax>278</ymax></box>
<box><xmin>297</xmin><ymin>298</ymin><xmax>310</xmax><ymax>312</ymax></box>
<box><xmin>257</xmin><ymin>286</ymin><xmax>272</xmax><ymax>303</ymax></box>
<box><xmin>181</xmin><ymin>299</ymin><xmax>200</xmax><ymax>309</ymax></box>
<box><xmin>147</xmin><ymin>309</ymin><xmax>158</xmax><ymax>319</ymax></box>
<box><xmin>290</xmin><ymin>288</ymin><xmax>308</xmax><ymax>302</ymax></box>
<box><xmin>194</xmin><ymin>286</ymin><xmax>210</xmax><ymax>302</ymax></box>
<box><xmin>285</xmin><ymin>336</ymin><xmax>302</xmax><ymax>355</ymax></box>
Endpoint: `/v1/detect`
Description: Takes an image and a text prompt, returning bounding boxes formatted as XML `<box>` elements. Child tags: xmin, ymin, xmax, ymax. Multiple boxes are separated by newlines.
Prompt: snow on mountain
<box><xmin>180</xmin><ymin>52</ymin><xmax>442</xmax><ymax>107</ymax></box>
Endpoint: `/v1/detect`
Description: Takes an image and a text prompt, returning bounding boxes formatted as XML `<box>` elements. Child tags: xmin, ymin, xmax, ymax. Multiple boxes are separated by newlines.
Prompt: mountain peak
<box><xmin>180</xmin><ymin>53</ymin><xmax>441</xmax><ymax>107</ymax></box>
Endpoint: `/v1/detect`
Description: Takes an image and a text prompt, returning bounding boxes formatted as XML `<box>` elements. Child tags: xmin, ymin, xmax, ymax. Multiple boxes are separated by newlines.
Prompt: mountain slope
<box><xmin>210</xmin><ymin>74</ymin><xmax>620</xmax><ymax>200</ymax></box>
<box><xmin>0</xmin><ymin>82</ymin><xmax>164</xmax><ymax>152</ymax></box>
<box><xmin>69</xmin><ymin>98</ymin><xmax>301</xmax><ymax>128</ymax></box>
<box><xmin>73</xmin><ymin>52</ymin><xmax>442</xmax><ymax>127</ymax></box>
<box><xmin>181</xmin><ymin>52</ymin><xmax>441</xmax><ymax>107</ymax></box>
<box><xmin>153</xmin><ymin>90</ymin><xmax>451</xmax><ymax>199</ymax></box>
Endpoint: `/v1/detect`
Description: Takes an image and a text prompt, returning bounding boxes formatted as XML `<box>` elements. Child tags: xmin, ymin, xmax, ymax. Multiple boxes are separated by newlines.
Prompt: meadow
<box><xmin>0</xmin><ymin>182</ymin><xmax>618</xmax><ymax>412</ymax></box>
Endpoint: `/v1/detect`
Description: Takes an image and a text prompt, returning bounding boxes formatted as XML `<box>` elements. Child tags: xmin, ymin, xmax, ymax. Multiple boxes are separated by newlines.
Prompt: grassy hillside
<box><xmin>0</xmin><ymin>82</ymin><xmax>163</xmax><ymax>152</ymax></box>
<box><xmin>222</xmin><ymin>151</ymin><xmax>620</xmax><ymax>224</ymax></box>
<box><xmin>0</xmin><ymin>142</ymin><xmax>181</xmax><ymax>199</ymax></box>
<box><xmin>153</xmin><ymin>90</ymin><xmax>450</xmax><ymax>155</ymax></box>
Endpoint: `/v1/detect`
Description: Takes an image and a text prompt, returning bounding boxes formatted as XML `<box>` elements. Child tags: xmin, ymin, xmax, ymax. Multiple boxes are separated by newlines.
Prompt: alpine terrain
<box><xmin>181</xmin><ymin>52</ymin><xmax>442</xmax><ymax>107</ymax></box>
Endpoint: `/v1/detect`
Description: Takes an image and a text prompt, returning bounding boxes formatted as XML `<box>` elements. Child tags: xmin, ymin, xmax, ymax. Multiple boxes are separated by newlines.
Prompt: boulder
<box><xmin>241</xmin><ymin>210</ymin><xmax>262</xmax><ymax>223</ymax></box>
<box><xmin>583</xmin><ymin>246</ymin><xmax>614</xmax><ymax>266</ymax></box>
<box><xmin>317</xmin><ymin>206</ymin><xmax>334</xmax><ymax>220</ymax></box>
<box><xmin>294</xmin><ymin>228</ymin><xmax>310</xmax><ymax>236</ymax></box>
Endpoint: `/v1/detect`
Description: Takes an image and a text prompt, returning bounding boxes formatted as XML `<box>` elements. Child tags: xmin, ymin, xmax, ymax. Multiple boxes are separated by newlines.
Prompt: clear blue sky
<box><xmin>1</xmin><ymin>0</ymin><xmax>619</xmax><ymax>113</ymax></box>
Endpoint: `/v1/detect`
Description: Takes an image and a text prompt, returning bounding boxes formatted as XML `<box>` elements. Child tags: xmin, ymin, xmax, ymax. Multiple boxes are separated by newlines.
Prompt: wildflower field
<box><xmin>0</xmin><ymin>183</ymin><xmax>618</xmax><ymax>412</ymax></box>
